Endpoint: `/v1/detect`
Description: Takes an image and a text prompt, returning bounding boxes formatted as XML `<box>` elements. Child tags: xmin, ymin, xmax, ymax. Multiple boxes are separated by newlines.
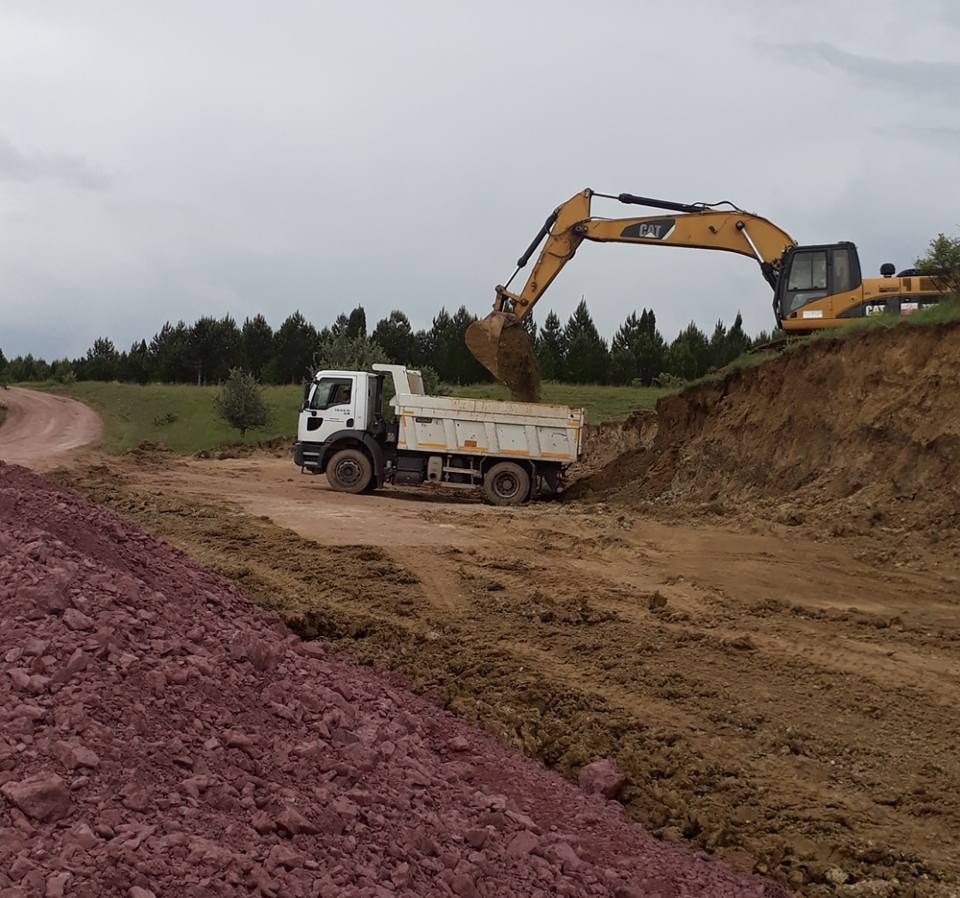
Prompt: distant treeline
<box><xmin>0</xmin><ymin>300</ymin><xmax>772</xmax><ymax>387</ymax></box>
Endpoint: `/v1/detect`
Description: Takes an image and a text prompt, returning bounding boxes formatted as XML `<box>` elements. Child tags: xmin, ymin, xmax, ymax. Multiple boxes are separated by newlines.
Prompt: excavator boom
<box><xmin>465</xmin><ymin>189</ymin><xmax>797</xmax><ymax>397</ymax></box>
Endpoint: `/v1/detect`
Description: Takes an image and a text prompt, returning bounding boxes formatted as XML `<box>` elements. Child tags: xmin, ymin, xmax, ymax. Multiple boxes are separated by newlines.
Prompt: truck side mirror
<box><xmin>301</xmin><ymin>381</ymin><xmax>311</xmax><ymax>411</ymax></box>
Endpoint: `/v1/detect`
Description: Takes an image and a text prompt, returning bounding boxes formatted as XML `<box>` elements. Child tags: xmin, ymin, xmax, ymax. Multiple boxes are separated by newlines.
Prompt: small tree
<box><xmin>313</xmin><ymin>330</ymin><xmax>387</xmax><ymax>372</ymax></box>
<box><xmin>917</xmin><ymin>233</ymin><xmax>960</xmax><ymax>294</ymax></box>
<box><xmin>214</xmin><ymin>368</ymin><xmax>269</xmax><ymax>439</ymax></box>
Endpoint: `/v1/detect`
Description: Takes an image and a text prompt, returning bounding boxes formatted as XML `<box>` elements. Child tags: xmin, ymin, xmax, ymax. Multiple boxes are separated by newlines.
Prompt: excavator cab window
<box><xmin>783</xmin><ymin>250</ymin><xmax>828</xmax><ymax>314</ymax></box>
<box><xmin>832</xmin><ymin>249</ymin><xmax>855</xmax><ymax>293</ymax></box>
<box><xmin>779</xmin><ymin>244</ymin><xmax>861</xmax><ymax>317</ymax></box>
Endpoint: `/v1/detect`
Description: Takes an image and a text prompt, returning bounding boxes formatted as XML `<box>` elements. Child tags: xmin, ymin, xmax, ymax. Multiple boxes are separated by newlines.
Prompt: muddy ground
<box><xmin>50</xmin><ymin>450</ymin><xmax>960</xmax><ymax>898</ymax></box>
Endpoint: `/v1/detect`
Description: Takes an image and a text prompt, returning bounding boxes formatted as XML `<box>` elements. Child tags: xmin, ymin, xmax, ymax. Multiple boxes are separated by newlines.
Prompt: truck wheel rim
<box><xmin>493</xmin><ymin>471</ymin><xmax>519</xmax><ymax>498</ymax></box>
<box><xmin>335</xmin><ymin>459</ymin><xmax>362</xmax><ymax>486</ymax></box>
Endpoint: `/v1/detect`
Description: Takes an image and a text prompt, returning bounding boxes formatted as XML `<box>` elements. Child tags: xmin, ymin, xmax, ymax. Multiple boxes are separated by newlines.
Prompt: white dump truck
<box><xmin>293</xmin><ymin>364</ymin><xmax>586</xmax><ymax>505</ymax></box>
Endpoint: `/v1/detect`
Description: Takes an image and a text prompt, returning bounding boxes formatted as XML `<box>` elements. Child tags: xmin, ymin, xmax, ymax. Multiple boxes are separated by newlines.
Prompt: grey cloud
<box><xmin>1</xmin><ymin>3</ymin><xmax>958</xmax><ymax>360</ymax></box>
<box><xmin>0</xmin><ymin>137</ymin><xmax>108</xmax><ymax>190</ymax></box>
<box><xmin>939</xmin><ymin>0</ymin><xmax>960</xmax><ymax>27</ymax></box>
<box><xmin>874</xmin><ymin>124</ymin><xmax>960</xmax><ymax>150</ymax></box>
<box><xmin>769</xmin><ymin>42</ymin><xmax>959</xmax><ymax>104</ymax></box>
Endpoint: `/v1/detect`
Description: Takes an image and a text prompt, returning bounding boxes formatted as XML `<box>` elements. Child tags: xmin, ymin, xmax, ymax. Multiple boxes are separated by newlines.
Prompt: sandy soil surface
<box><xmin>52</xmin><ymin>452</ymin><xmax>960</xmax><ymax>898</ymax></box>
<box><xmin>4</xmin><ymin>462</ymin><xmax>789</xmax><ymax>898</ymax></box>
<box><xmin>0</xmin><ymin>387</ymin><xmax>102</xmax><ymax>469</ymax></box>
<box><xmin>10</xmin><ymin>323</ymin><xmax>960</xmax><ymax>897</ymax></box>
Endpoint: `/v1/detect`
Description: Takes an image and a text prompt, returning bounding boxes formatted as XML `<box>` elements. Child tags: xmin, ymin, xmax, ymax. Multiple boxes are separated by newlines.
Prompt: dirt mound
<box><xmin>566</xmin><ymin>412</ymin><xmax>658</xmax><ymax>485</ymax></box>
<box><xmin>195</xmin><ymin>436</ymin><xmax>293</xmax><ymax>461</ymax></box>
<box><xmin>577</xmin><ymin>323</ymin><xmax>960</xmax><ymax>543</ymax></box>
<box><xmin>121</xmin><ymin>441</ymin><xmax>175</xmax><ymax>467</ymax></box>
<box><xmin>0</xmin><ymin>462</ymin><xmax>786</xmax><ymax>898</ymax></box>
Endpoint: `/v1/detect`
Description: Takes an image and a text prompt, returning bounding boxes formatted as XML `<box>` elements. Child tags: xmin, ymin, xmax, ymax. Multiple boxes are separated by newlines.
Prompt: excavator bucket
<box><xmin>465</xmin><ymin>312</ymin><xmax>541</xmax><ymax>403</ymax></box>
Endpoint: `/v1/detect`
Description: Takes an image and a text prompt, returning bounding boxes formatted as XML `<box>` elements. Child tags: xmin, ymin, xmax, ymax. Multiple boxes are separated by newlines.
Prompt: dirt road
<box><xmin>0</xmin><ymin>386</ymin><xmax>102</xmax><ymax>468</ymax></box>
<box><xmin>56</xmin><ymin>452</ymin><xmax>960</xmax><ymax>898</ymax></box>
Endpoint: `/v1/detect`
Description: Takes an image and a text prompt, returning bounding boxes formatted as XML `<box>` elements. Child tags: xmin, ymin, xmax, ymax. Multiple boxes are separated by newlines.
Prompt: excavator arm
<box><xmin>465</xmin><ymin>189</ymin><xmax>797</xmax><ymax>398</ymax></box>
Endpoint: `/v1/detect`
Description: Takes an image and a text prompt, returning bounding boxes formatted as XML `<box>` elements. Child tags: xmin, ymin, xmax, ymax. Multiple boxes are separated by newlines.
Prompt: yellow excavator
<box><xmin>465</xmin><ymin>188</ymin><xmax>949</xmax><ymax>398</ymax></box>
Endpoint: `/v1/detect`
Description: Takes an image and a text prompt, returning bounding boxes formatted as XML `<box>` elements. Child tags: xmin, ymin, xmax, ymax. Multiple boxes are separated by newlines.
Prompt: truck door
<box><xmin>304</xmin><ymin>375</ymin><xmax>358</xmax><ymax>442</ymax></box>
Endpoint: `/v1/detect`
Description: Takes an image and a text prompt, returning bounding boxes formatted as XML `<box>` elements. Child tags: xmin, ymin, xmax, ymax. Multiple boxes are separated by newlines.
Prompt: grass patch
<box><xmin>34</xmin><ymin>380</ymin><xmax>670</xmax><ymax>456</ymax></box>
<box><xmin>803</xmin><ymin>295</ymin><xmax>960</xmax><ymax>343</ymax></box>
<box><xmin>38</xmin><ymin>382</ymin><xmax>303</xmax><ymax>455</ymax></box>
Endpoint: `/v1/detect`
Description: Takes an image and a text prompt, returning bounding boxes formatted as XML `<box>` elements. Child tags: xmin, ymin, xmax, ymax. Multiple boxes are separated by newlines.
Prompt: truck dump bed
<box><xmin>374</xmin><ymin>364</ymin><xmax>586</xmax><ymax>464</ymax></box>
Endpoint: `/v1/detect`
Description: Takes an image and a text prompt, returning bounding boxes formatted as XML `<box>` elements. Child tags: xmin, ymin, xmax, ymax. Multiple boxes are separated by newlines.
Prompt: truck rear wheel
<box><xmin>326</xmin><ymin>448</ymin><xmax>373</xmax><ymax>494</ymax></box>
<box><xmin>483</xmin><ymin>461</ymin><xmax>531</xmax><ymax>506</ymax></box>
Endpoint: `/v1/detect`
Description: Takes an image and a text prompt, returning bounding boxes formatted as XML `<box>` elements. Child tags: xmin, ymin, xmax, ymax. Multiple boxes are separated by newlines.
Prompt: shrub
<box><xmin>653</xmin><ymin>372</ymin><xmax>687</xmax><ymax>388</ymax></box>
<box><xmin>213</xmin><ymin>368</ymin><xmax>270</xmax><ymax>438</ymax></box>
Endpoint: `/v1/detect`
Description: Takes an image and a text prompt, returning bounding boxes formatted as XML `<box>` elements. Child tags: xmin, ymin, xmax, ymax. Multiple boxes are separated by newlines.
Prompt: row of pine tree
<box><xmin>0</xmin><ymin>299</ymin><xmax>771</xmax><ymax>387</ymax></box>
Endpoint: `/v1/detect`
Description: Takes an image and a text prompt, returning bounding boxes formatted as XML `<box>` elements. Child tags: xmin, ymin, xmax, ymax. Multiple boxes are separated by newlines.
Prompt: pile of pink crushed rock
<box><xmin>0</xmin><ymin>463</ymin><xmax>786</xmax><ymax>898</ymax></box>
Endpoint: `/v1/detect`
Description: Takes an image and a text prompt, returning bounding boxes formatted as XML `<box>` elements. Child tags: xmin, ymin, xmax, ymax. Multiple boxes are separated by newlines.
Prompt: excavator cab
<box><xmin>774</xmin><ymin>243</ymin><xmax>862</xmax><ymax>327</ymax></box>
<box><xmin>775</xmin><ymin>242</ymin><xmax>948</xmax><ymax>331</ymax></box>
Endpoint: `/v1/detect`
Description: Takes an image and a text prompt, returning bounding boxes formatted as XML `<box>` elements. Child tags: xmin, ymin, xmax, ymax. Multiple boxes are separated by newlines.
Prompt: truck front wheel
<box><xmin>326</xmin><ymin>448</ymin><xmax>373</xmax><ymax>494</ymax></box>
<box><xmin>483</xmin><ymin>461</ymin><xmax>531</xmax><ymax>506</ymax></box>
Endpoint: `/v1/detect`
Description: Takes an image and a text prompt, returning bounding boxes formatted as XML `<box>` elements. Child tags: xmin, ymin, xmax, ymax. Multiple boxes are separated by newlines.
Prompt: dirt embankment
<box><xmin>577</xmin><ymin>324</ymin><xmax>960</xmax><ymax>551</ymax></box>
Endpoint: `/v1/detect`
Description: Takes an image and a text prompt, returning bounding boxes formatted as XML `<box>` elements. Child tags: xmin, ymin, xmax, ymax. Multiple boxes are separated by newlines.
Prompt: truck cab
<box><xmin>298</xmin><ymin>369</ymin><xmax>385</xmax><ymax>446</ymax></box>
<box><xmin>293</xmin><ymin>365</ymin><xmax>585</xmax><ymax>506</ymax></box>
<box><xmin>294</xmin><ymin>369</ymin><xmax>390</xmax><ymax>489</ymax></box>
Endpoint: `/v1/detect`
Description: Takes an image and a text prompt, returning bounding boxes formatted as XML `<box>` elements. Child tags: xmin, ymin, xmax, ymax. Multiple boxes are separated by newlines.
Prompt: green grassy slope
<box><xmin>39</xmin><ymin>382</ymin><xmax>303</xmax><ymax>455</ymax></box>
<box><xmin>35</xmin><ymin>380</ymin><xmax>667</xmax><ymax>455</ymax></box>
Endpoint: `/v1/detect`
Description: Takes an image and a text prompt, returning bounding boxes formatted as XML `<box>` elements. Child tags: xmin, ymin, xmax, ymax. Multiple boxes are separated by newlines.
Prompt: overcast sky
<box><xmin>1</xmin><ymin>0</ymin><xmax>958</xmax><ymax>359</ymax></box>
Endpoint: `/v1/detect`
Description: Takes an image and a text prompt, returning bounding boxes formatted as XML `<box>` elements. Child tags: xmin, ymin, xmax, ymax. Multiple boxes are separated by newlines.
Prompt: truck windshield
<box><xmin>311</xmin><ymin>377</ymin><xmax>353</xmax><ymax>410</ymax></box>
